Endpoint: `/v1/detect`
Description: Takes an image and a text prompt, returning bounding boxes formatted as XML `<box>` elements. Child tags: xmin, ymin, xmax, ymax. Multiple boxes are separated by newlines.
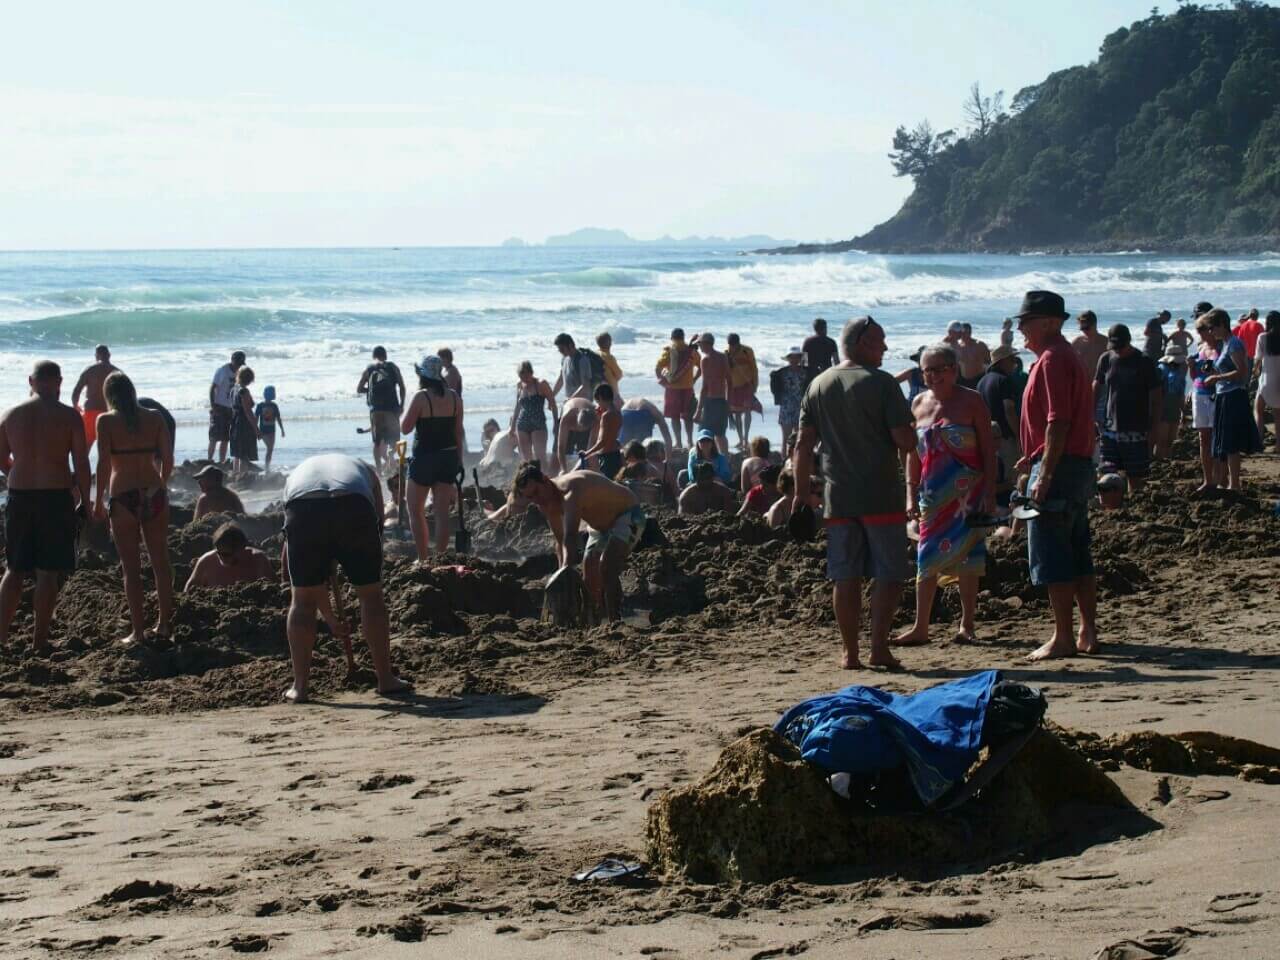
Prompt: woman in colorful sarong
<box><xmin>893</xmin><ymin>343</ymin><xmax>997</xmax><ymax>647</ymax></box>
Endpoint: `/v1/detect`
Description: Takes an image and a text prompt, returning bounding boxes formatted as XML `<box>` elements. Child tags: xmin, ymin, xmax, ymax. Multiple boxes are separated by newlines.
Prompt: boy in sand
<box><xmin>280</xmin><ymin>454</ymin><xmax>409</xmax><ymax>703</ymax></box>
<box><xmin>578</xmin><ymin>383</ymin><xmax>623</xmax><ymax>478</ymax></box>
<box><xmin>0</xmin><ymin>361</ymin><xmax>92</xmax><ymax>654</ymax></box>
<box><xmin>70</xmin><ymin>344</ymin><xmax>119</xmax><ymax>450</ymax></box>
<box><xmin>512</xmin><ymin>460</ymin><xmax>644</xmax><ymax>622</ymax></box>
<box><xmin>185</xmin><ymin>523</ymin><xmax>272</xmax><ymax>590</ymax></box>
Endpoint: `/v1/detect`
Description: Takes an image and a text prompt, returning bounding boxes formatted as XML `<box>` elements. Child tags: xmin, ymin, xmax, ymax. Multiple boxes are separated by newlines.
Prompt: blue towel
<box><xmin>774</xmin><ymin>670</ymin><xmax>1000</xmax><ymax>805</ymax></box>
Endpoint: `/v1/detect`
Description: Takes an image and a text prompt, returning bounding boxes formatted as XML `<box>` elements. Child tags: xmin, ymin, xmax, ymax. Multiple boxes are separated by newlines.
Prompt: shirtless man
<box><xmin>437</xmin><ymin>347</ymin><xmax>466</xmax><ymax>452</ymax></box>
<box><xmin>677</xmin><ymin>461</ymin><xmax>735</xmax><ymax>516</ymax></box>
<box><xmin>693</xmin><ymin>333</ymin><xmax>731</xmax><ymax>454</ymax></box>
<box><xmin>1071</xmin><ymin>309</ymin><xmax>1110</xmax><ymax>423</ymax></box>
<box><xmin>0</xmin><ymin>361</ymin><xmax>91</xmax><ymax>653</ymax></box>
<box><xmin>512</xmin><ymin>460</ymin><xmax>644</xmax><ymax>622</ymax></box>
<box><xmin>193</xmin><ymin>465</ymin><xmax>245</xmax><ymax>519</ymax></box>
<box><xmin>944</xmin><ymin>322</ymin><xmax>990</xmax><ymax>387</ymax></box>
<box><xmin>184</xmin><ymin>522</ymin><xmax>271</xmax><ymax>590</ymax></box>
<box><xmin>578</xmin><ymin>383</ymin><xmax>623</xmax><ymax>478</ymax></box>
<box><xmin>70</xmin><ymin>345</ymin><xmax>119</xmax><ymax>450</ymax></box>
<box><xmin>555</xmin><ymin>397</ymin><xmax>596</xmax><ymax>474</ymax></box>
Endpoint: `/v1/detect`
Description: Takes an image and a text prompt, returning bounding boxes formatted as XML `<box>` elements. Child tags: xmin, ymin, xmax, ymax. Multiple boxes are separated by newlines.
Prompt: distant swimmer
<box><xmin>184</xmin><ymin>522</ymin><xmax>272</xmax><ymax>590</ymax></box>
<box><xmin>193</xmin><ymin>464</ymin><xmax>245</xmax><ymax>519</ymax></box>
<box><xmin>281</xmin><ymin>453</ymin><xmax>409</xmax><ymax>703</ymax></box>
<box><xmin>0</xmin><ymin>360</ymin><xmax>92</xmax><ymax>655</ymax></box>
<box><xmin>70</xmin><ymin>344</ymin><xmax>119</xmax><ymax>450</ymax></box>
<box><xmin>95</xmin><ymin>372</ymin><xmax>175</xmax><ymax>645</ymax></box>
<box><xmin>693</xmin><ymin>333</ymin><xmax>730</xmax><ymax>455</ymax></box>
<box><xmin>511</xmin><ymin>460</ymin><xmax>644</xmax><ymax>623</ymax></box>
<box><xmin>356</xmin><ymin>346</ymin><xmax>406</xmax><ymax>475</ymax></box>
<box><xmin>209</xmin><ymin>350</ymin><xmax>246</xmax><ymax>462</ymax></box>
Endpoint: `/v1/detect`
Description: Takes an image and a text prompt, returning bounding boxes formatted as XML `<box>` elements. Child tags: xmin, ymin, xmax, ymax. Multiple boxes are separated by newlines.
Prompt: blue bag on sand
<box><xmin>774</xmin><ymin>670</ymin><xmax>1001</xmax><ymax>806</ymax></box>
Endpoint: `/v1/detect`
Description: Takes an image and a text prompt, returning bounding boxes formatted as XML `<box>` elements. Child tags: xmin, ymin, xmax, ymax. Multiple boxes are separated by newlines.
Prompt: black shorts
<box><xmin>209</xmin><ymin>404</ymin><xmax>233</xmax><ymax>443</ymax></box>
<box><xmin>284</xmin><ymin>495</ymin><xmax>382</xmax><ymax>588</ymax></box>
<box><xmin>4</xmin><ymin>489</ymin><xmax>77</xmax><ymax>573</ymax></box>
<box><xmin>597</xmin><ymin>450</ymin><xmax>623</xmax><ymax>479</ymax></box>
<box><xmin>408</xmin><ymin>448</ymin><xmax>461</xmax><ymax>487</ymax></box>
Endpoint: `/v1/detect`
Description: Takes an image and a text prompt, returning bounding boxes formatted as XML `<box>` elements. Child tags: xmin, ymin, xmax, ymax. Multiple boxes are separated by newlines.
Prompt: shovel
<box><xmin>453</xmin><ymin>470</ymin><xmax>472</xmax><ymax>554</ymax></box>
<box><xmin>472</xmin><ymin>467</ymin><xmax>485</xmax><ymax>514</ymax></box>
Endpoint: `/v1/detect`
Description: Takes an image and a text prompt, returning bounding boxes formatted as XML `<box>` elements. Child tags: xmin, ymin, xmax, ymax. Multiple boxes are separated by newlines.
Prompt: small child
<box><xmin>254</xmin><ymin>385</ymin><xmax>285</xmax><ymax>472</ymax></box>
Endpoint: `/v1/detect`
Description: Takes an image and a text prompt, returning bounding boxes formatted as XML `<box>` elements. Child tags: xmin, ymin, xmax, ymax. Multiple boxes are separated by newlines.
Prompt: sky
<box><xmin>0</xmin><ymin>0</ymin><xmax>1196</xmax><ymax>250</ymax></box>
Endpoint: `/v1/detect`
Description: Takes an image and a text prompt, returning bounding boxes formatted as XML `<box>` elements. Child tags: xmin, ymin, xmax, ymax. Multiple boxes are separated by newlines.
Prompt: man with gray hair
<box><xmin>793</xmin><ymin>316</ymin><xmax>916</xmax><ymax>670</ymax></box>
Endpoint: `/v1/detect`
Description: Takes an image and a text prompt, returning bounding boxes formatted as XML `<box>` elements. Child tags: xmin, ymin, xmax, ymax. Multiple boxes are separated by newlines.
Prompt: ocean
<box><xmin>3</xmin><ymin>246</ymin><xmax>1279</xmax><ymax>469</ymax></box>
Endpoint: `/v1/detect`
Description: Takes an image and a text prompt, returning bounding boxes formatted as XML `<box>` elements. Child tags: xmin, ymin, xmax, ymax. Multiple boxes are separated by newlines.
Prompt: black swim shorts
<box><xmin>208</xmin><ymin>404</ymin><xmax>233</xmax><ymax>443</ymax></box>
<box><xmin>284</xmin><ymin>494</ymin><xmax>382</xmax><ymax>588</ymax></box>
<box><xmin>4</xmin><ymin>489</ymin><xmax>77</xmax><ymax>573</ymax></box>
<box><xmin>408</xmin><ymin>448</ymin><xmax>461</xmax><ymax>487</ymax></box>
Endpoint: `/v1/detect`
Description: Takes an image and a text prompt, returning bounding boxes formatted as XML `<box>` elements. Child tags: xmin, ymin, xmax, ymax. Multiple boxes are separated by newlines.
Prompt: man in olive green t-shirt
<box><xmin>794</xmin><ymin>316</ymin><xmax>916</xmax><ymax>671</ymax></box>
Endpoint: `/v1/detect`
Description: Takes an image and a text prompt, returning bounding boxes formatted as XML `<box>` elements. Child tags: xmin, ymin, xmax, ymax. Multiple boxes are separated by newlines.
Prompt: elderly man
<box><xmin>512</xmin><ymin>460</ymin><xmax>644</xmax><ymax>622</ymax></box>
<box><xmin>794</xmin><ymin>316</ymin><xmax>916</xmax><ymax>671</ymax></box>
<box><xmin>0</xmin><ymin>361</ymin><xmax>92</xmax><ymax>654</ymax></box>
<box><xmin>281</xmin><ymin>453</ymin><xmax>409</xmax><ymax>702</ymax></box>
<box><xmin>70</xmin><ymin>344</ymin><xmax>119</xmax><ymax>450</ymax></box>
<box><xmin>209</xmin><ymin>350</ymin><xmax>246</xmax><ymax>462</ymax></box>
<box><xmin>193</xmin><ymin>464</ymin><xmax>245</xmax><ymax>519</ymax></box>
<box><xmin>185</xmin><ymin>522</ymin><xmax>272</xmax><ymax>590</ymax></box>
<box><xmin>1013</xmin><ymin>290</ymin><xmax>1100</xmax><ymax>661</ymax></box>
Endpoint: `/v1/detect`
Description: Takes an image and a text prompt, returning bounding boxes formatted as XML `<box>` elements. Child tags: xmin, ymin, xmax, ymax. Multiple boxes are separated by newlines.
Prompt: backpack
<box><xmin>769</xmin><ymin>367</ymin><xmax>786</xmax><ymax>405</ymax></box>
<box><xmin>578</xmin><ymin>348</ymin><xmax>607</xmax><ymax>388</ymax></box>
<box><xmin>367</xmin><ymin>364</ymin><xmax>398</xmax><ymax>409</ymax></box>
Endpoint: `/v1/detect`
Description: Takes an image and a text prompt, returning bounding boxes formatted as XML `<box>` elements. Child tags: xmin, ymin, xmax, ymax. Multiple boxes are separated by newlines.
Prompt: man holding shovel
<box><xmin>511</xmin><ymin>460</ymin><xmax>643</xmax><ymax>623</ymax></box>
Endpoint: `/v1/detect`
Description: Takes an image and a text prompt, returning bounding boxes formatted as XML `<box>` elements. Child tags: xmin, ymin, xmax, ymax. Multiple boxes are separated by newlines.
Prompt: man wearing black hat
<box><xmin>193</xmin><ymin>464</ymin><xmax>245</xmax><ymax>519</ymax></box>
<box><xmin>1013</xmin><ymin>291</ymin><xmax>1100</xmax><ymax>662</ymax></box>
<box><xmin>1094</xmin><ymin>324</ymin><xmax>1161</xmax><ymax>493</ymax></box>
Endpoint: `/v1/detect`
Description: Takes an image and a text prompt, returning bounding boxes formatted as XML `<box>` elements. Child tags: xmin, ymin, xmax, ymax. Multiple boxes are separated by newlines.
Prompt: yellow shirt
<box><xmin>655</xmin><ymin>342</ymin><xmax>700</xmax><ymax>390</ymax></box>
<box><xmin>728</xmin><ymin>345</ymin><xmax>758</xmax><ymax>389</ymax></box>
<box><xmin>601</xmin><ymin>349</ymin><xmax>623</xmax><ymax>390</ymax></box>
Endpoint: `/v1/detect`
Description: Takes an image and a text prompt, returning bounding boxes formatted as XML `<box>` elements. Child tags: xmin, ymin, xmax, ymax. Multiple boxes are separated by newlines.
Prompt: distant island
<box><xmin>544</xmin><ymin>227</ymin><xmax>793</xmax><ymax>248</ymax></box>
<box><xmin>764</xmin><ymin>4</ymin><xmax>1280</xmax><ymax>255</ymax></box>
<box><xmin>501</xmin><ymin>237</ymin><xmax>527</xmax><ymax>248</ymax></box>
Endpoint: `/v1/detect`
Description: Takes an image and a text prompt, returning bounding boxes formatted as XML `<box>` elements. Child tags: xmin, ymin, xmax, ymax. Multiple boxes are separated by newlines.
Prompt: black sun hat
<box><xmin>1011</xmin><ymin>290</ymin><xmax>1068</xmax><ymax>320</ymax></box>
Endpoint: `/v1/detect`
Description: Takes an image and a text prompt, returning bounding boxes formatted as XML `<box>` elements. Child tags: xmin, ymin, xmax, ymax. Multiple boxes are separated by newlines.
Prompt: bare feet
<box><xmin>377</xmin><ymin>676</ymin><xmax>413</xmax><ymax>696</ymax></box>
<box><xmin>1076</xmin><ymin>625</ymin><xmax>1101</xmax><ymax>654</ymax></box>
<box><xmin>952</xmin><ymin>629</ymin><xmax>978</xmax><ymax>644</ymax></box>
<box><xmin>840</xmin><ymin>649</ymin><xmax>861</xmax><ymax>670</ymax></box>
<box><xmin>1026</xmin><ymin>637</ymin><xmax>1075</xmax><ymax>661</ymax></box>
<box><xmin>1193</xmin><ymin>483</ymin><xmax>1217</xmax><ymax>495</ymax></box>
<box><xmin>146</xmin><ymin>623</ymin><xmax>171</xmax><ymax>641</ymax></box>
<box><xmin>118</xmin><ymin>632</ymin><xmax>146</xmax><ymax>646</ymax></box>
<box><xmin>868</xmin><ymin>652</ymin><xmax>904</xmax><ymax>671</ymax></box>
<box><xmin>891</xmin><ymin>627</ymin><xmax>931</xmax><ymax>647</ymax></box>
<box><xmin>283</xmin><ymin>685</ymin><xmax>308</xmax><ymax>704</ymax></box>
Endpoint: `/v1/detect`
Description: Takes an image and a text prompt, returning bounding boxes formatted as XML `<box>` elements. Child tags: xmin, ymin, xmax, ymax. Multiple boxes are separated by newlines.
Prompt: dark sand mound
<box><xmin>646</xmin><ymin>727</ymin><xmax>1145</xmax><ymax>884</ymax></box>
<box><xmin>1058</xmin><ymin>726</ymin><xmax>1280</xmax><ymax>783</ymax></box>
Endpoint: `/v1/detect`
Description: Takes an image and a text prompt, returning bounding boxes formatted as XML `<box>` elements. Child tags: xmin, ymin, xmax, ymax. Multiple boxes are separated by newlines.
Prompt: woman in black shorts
<box><xmin>400</xmin><ymin>355</ymin><xmax>464</xmax><ymax>562</ymax></box>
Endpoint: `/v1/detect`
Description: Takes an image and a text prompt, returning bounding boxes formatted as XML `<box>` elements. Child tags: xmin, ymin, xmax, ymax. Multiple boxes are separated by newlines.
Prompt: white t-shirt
<box><xmin>212</xmin><ymin>364</ymin><xmax>237</xmax><ymax>408</ymax></box>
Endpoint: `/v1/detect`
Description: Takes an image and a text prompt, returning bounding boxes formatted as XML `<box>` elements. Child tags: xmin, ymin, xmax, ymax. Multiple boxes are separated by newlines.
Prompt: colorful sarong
<box><xmin>915</xmin><ymin>422</ymin><xmax>986</xmax><ymax>581</ymax></box>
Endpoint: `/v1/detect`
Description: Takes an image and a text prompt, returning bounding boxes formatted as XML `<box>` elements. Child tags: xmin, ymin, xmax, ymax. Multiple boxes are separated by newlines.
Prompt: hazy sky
<box><xmin>2</xmin><ymin>0</ymin><xmax>1184</xmax><ymax>249</ymax></box>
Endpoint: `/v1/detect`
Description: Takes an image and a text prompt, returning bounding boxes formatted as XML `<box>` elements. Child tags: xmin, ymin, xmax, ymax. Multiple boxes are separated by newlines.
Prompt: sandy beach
<box><xmin>3</xmin><ymin>443</ymin><xmax>1280</xmax><ymax>959</ymax></box>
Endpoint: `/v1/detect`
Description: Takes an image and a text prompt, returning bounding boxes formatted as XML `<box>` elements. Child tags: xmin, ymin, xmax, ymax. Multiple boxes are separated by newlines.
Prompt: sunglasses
<box><xmin>922</xmin><ymin>363</ymin><xmax>955</xmax><ymax>375</ymax></box>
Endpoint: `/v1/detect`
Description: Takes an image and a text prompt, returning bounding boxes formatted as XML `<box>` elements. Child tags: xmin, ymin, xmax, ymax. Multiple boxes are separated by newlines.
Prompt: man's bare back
<box><xmin>678</xmin><ymin>481</ymin><xmax>735</xmax><ymax>515</ymax></box>
<box><xmin>185</xmin><ymin>547</ymin><xmax>271</xmax><ymax>590</ymax></box>
<box><xmin>545</xmin><ymin>470</ymin><xmax>637</xmax><ymax>534</ymax></box>
<box><xmin>699</xmin><ymin>349</ymin><xmax>730</xmax><ymax>396</ymax></box>
<box><xmin>0</xmin><ymin>397</ymin><xmax>85</xmax><ymax>491</ymax></box>
<box><xmin>954</xmin><ymin>340</ymin><xmax>990</xmax><ymax>381</ymax></box>
<box><xmin>72</xmin><ymin>361</ymin><xmax>119</xmax><ymax>412</ymax></box>
<box><xmin>195</xmin><ymin>488</ymin><xmax>246</xmax><ymax>519</ymax></box>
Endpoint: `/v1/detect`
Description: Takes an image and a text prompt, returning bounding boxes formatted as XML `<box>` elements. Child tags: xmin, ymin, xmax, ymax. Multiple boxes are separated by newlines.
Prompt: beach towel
<box><xmin>775</xmin><ymin>670</ymin><xmax>1000</xmax><ymax>806</ymax></box>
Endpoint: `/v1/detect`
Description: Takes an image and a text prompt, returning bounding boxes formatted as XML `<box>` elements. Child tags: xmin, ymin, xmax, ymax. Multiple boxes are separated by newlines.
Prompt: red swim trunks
<box><xmin>663</xmin><ymin>387</ymin><xmax>694</xmax><ymax>419</ymax></box>
<box><xmin>81</xmin><ymin>408</ymin><xmax>102</xmax><ymax>448</ymax></box>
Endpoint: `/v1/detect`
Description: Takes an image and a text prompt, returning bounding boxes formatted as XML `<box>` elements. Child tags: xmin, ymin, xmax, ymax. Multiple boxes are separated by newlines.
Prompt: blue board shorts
<box><xmin>701</xmin><ymin>398</ymin><xmax>729</xmax><ymax>438</ymax></box>
<box><xmin>1026</xmin><ymin>455</ymin><xmax>1095</xmax><ymax>587</ymax></box>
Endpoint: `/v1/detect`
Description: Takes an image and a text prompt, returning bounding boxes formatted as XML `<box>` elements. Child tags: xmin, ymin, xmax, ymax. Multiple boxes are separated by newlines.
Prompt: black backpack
<box><xmin>577</xmin><ymin>348</ymin><xmax>607</xmax><ymax>388</ymax></box>
<box><xmin>367</xmin><ymin>364</ymin><xmax>398</xmax><ymax>409</ymax></box>
<box><xmin>769</xmin><ymin>367</ymin><xmax>786</xmax><ymax>405</ymax></box>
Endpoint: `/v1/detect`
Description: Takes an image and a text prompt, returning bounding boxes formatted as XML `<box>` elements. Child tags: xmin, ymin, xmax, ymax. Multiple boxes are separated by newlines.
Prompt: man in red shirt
<box><xmin>1013</xmin><ymin>290</ymin><xmax>1100</xmax><ymax>662</ymax></box>
<box><xmin>1233</xmin><ymin>308</ymin><xmax>1263</xmax><ymax>357</ymax></box>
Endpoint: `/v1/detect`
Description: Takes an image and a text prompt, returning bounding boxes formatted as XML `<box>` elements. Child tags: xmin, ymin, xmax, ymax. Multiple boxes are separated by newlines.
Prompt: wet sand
<box><xmin>3</xmin><ymin>440</ymin><xmax>1280</xmax><ymax>957</ymax></box>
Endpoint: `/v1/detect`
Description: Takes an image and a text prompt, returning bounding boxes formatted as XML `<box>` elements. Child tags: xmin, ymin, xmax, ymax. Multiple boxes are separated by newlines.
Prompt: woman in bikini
<box><xmin>94</xmin><ymin>372</ymin><xmax>175</xmax><ymax>644</ymax></box>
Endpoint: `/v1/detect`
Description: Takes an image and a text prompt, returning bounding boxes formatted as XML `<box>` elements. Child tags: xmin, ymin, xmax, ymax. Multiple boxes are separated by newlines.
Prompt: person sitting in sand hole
<box><xmin>184</xmin><ymin>522</ymin><xmax>272</xmax><ymax>590</ymax></box>
<box><xmin>511</xmin><ymin>459</ymin><xmax>644</xmax><ymax>623</ymax></box>
<box><xmin>679</xmin><ymin>460</ymin><xmax>736</xmax><ymax>516</ymax></box>
<box><xmin>193</xmin><ymin>464</ymin><xmax>245</xmax><ymax>519</ymax></box>
<box><xmin>892</xmin><ymin>343</ymin><xmax>997</xmax><ymax>649</ymax></box>
<box><xmin>281</xmin><ymin>453</ymin><xmax>409</xmax><ymax>702</ymax></box>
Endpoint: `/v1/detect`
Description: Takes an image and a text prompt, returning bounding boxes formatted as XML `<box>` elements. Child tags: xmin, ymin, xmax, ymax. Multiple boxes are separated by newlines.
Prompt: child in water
<box><xmin>254</xmin><ymin>386</ymin><xmax>285</xmax><ymax>471</ymax></box>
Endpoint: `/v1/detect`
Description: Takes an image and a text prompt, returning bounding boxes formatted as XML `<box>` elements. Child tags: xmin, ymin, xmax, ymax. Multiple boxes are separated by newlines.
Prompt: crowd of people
<box><xmin>2</xmin><ymin>291</ymin><xmax>1276</xmax><ymax>697</ymax></box>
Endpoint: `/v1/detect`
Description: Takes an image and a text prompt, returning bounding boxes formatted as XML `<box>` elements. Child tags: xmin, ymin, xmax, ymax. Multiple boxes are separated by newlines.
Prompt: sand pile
<box><xmin>1056</xmin><ymin>725</ymin><xmax>1280</xmax><ymax>783</ymax></box>
<box><xmin>646</xmin><ymin>727</ymin><xmax>1143</xmax><ymax>884</ymax></box>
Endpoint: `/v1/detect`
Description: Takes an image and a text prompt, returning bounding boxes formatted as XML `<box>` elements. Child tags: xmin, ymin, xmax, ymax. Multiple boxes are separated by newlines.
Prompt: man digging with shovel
<box><xmin>510</xmin><ymin>460</ymin><xmax>643</xmax><ymax>624</ymax></box>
